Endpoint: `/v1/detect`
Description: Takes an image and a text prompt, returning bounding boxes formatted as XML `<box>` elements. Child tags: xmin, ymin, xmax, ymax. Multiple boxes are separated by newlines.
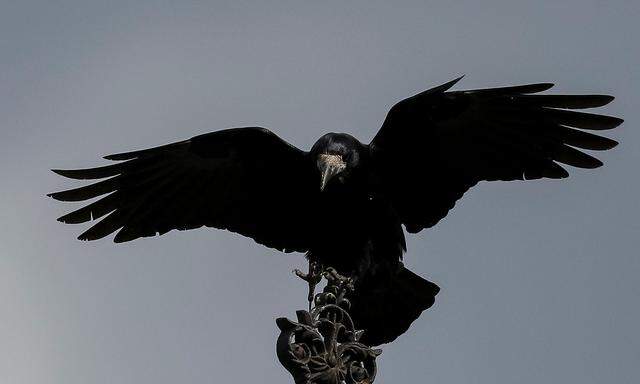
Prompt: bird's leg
<box><xmin>293</xmin><ymin>260</ymin><xmax>323</xmax><ymax>311</ymax></box>
<box><xmin>323</xmin><ymin>267</ymin><xmax>355</xmax><ymax>292</ymax></box>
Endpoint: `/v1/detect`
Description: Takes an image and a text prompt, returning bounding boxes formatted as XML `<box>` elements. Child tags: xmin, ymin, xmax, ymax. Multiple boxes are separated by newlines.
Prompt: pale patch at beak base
<box><xmin>318</xmin><ymin>154</ymin><xmax>346</xmax><ymax>191</ymax></box>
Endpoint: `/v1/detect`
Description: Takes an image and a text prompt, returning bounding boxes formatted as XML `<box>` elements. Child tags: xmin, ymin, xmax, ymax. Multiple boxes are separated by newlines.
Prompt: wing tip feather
<box><xmin>610</xmin><ymin>116</ymin><xmax>624</xmax><ymax>128</ymax></box>
<box><xmin>600</xmin><ymin>94</ymin><xmax>615</xmax><ymax>105</ymax></box>
<box><xmin>48</xmin><ymin>191</ymin><xmax>65</xmax><ymax>201</ymax></box>
<box><xmin>103</xmin><ymin>153</ymin><xmax>129</xmax><ymax>161</ymax></box>
<box><xmin>77</xmin><ymin>234</ymin><xmax>90</xmax><ymax>241</ymax></box>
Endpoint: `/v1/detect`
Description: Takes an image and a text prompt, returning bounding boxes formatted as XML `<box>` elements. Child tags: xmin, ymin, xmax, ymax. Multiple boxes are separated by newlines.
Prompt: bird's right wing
<box><xmin>49</xmin><ymin>127</ymin><xmax>320</xmax><ymax>252</ymax></box>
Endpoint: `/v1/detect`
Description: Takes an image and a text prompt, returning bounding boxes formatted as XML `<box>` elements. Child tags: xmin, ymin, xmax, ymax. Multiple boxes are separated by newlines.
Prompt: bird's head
<box><xmin>310</xmin><ymin>133</ymin><xmax>366</xmax><ymax>191</ymax></box>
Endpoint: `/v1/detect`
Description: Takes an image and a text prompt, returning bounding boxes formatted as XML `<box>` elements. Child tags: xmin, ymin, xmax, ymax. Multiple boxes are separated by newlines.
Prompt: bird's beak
<box><xmin>318</xmin><ymin>154</ymin><xmax>346</xmax><ymax>191</ymax></box>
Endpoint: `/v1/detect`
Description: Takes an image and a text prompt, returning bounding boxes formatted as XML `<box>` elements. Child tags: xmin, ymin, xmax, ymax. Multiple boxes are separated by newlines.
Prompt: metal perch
<box><xmin>276</xmin><ymin>266</ymin><xmax>382</xmax><ymax>384</ymax></box>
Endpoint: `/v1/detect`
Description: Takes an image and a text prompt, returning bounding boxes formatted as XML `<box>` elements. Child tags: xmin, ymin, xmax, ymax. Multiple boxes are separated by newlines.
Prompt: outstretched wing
<box><xmin>370</xmin><ymin>77</ymin><xmax>622</xmax><ymax>233</ymax></box>
<box><xmin>49</xmin><ymin>127</ymin><xmax>319</xmax><ymax>251</ymax></box>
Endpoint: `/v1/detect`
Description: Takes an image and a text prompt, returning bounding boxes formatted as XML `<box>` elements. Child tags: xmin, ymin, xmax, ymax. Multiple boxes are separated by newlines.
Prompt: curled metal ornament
<box><xmin>276</xmin><ymin>270</ymin><xmax>382</xmax><ymax>384</ymax></box>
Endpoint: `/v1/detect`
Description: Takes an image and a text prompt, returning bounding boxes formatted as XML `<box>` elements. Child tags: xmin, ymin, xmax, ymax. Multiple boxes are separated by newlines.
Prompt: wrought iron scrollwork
<box><xmin>276</xmin><ymin>267</ymin><xmax>382</xmax><ymax>384</ymax></box>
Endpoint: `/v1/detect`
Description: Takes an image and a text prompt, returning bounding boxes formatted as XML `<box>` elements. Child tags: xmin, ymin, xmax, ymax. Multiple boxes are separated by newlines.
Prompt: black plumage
<box><xmin>49</xmin><ymin>77</ymin><xmax>622</xmax><ymax>345</ymax></box>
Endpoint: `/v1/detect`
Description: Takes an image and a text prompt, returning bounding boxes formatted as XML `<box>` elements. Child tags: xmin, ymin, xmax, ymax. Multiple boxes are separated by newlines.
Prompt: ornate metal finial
<box><xmin>276</xmin><ymin>265</ymin><xmax>382</xmax><ymax>384</ymax></box>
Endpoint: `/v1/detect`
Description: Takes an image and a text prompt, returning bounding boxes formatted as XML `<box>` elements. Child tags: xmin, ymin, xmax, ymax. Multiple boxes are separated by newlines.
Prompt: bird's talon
<box><xmin>293</xmin><ymin>268</ymin><xmax>307</xmax><ymax>280</ymax></box>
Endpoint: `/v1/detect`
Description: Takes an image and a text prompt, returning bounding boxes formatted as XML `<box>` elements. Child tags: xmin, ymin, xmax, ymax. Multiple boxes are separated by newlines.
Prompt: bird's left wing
<box><xmin>49</xmin><ymin>127</ymin><xmax>319</xmax><ymax>252</ymax></box>
<box><xmin>370</xmin><ymin>77</ymin><xmax>622</xmax><ymax>233</ymax></box>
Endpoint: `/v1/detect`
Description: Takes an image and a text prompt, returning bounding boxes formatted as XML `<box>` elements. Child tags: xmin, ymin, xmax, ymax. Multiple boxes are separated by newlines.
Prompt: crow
<box><xmin>49</xmin><ymin>77</ymin><xmax>622</xmax><ymax>345</ymax></box>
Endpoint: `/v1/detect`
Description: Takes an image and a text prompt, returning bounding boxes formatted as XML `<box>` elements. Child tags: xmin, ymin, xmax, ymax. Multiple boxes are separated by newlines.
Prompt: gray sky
<box><xmin>1</xmin><ymin>1</ymin><xmax>638</xmax><ymax>383</ymax></box>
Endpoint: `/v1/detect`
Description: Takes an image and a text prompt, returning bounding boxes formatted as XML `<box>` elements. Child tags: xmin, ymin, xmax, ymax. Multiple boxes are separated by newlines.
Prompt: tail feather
<box><xmin>349</xmin><ymin>265</ymin><xmax>439</xmax><ymax>345</ymax></box>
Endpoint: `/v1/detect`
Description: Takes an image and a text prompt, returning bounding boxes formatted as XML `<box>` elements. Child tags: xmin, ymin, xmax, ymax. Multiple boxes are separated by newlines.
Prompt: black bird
<box><xmin>49</xmin><ymin>77</ymin><xmax>622</xmax><ymax>345</ymax></box>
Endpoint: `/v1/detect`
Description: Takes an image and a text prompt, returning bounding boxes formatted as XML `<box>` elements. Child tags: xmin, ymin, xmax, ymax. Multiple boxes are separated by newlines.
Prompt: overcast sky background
<box><xmin>1</xmin><ymin>1</ymin><xmax>638</xmax><ymax>383</ymax></box>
